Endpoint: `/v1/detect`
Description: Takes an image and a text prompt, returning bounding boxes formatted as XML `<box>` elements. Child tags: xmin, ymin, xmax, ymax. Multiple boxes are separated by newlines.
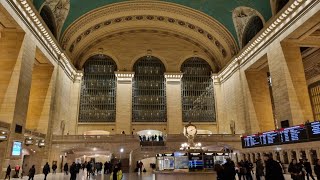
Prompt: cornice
<box><xmin>7</xmin><ymin>0</ymin><xmax>82</xmax><ymax>82</ymax></box>
<box><xmin>218</xmin><ymin>0</ymin><xmax>318</xmax><ymax>83</ymax></box>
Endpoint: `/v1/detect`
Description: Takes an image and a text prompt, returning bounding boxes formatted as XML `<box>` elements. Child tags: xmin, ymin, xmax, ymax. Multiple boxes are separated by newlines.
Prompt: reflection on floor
<box><xmin>3</xmin><ymin>170</ymin><xmax>304</xmax><ymax>180</ymax></box>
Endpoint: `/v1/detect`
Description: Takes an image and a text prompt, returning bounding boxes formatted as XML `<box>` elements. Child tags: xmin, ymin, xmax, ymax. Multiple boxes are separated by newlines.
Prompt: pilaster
<box><xmin>115</xmin><ymin>72</ymin><xmax>134</xmax><ymax>134</ymax></box>
<box><xmin>165</xmin><ymin>73</ymin><xmax>183</xmax><ymax>134</ymax></box>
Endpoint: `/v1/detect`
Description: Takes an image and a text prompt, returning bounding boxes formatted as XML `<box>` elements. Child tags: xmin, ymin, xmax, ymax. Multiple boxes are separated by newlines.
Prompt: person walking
<box><xmin>70</xmin><ymin>162</ymin><xmax>77</xmax><ymax>180</ymax></box>
<box><xmin>14</xmin><ymin>165</ymin><xmax>20</xmax><ymax>178</ymax></box>
<box><xmin>255</xmin><ymin>158</ymin><xmax>264</xmax><ymax>180</ymax></box>
<box><xmin>288</xmin><ymin>159</ymin><xmax>304</xmax><ymax>180</ymax></box>
<box><xmin>42</xmin><ymin>162</ymin><xmax>50</xmax><ymax>180</ymax></box>
<box><xmin>52</xmin><ymin>163</ymin><xmax>57</xmax><ymax>174</ymax></box>
<box><xmin>214</xmin><ymin>164</ymin><xmax>224</xmax><ymax>180</ymax></box>
<box><xmin>223</xmin><ymin>158</ymin><xmax>236</xmax><ymax>180</ymax></box>
<box><xmin>264</xmin><ymin>154</ymin><xmax>285</xmax><ymax>180</ymax></box>
<box><xmin>64</xmin><ymin>163</ymin><xmax>69</xmax><ymax>175</ymax></box>
<box><xmin>110</xmin><ymin>165</ymin><xmax>123</xmax><ymax>180</ymax></box>
<box><xmin>304</xmin><ymin>159</ymin><xmax>315</xmax><ymax>180</ymax></box>
<box><xmin>86</xmin><ymin>161</ymin><xmax>92</xmax><ymax>177</ymax></box>
<box><xmin>5</xmin><ymin>165</ymin><xmax>11</xmax><ymax>180</ymax></box>
<box><xmin>314</xmin><ymin>159</ymin><xmax>320</xmax><ymax>180</ymax></box>
<box><xmin>244</xmin><ymin>159</ymin><xmax>253</xmax><ymax>180</ymax></box>
<box><xmin>28</xmin><ymin>165</ymin><xmax>36</xmax><ymax>180</ymax></box>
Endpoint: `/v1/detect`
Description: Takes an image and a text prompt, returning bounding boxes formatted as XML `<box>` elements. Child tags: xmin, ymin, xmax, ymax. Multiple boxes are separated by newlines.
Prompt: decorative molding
<box><xmin>7</xmin><ymin>0</ymin><xmax>82</xmax><ymax>81</ymax></box>
<box><xmin>211</xmin><ymin>74</ymin><xmax>221</xmax><ymax>85</ymax></box>
<box><xmin>164</xmin><ymin>72</ymin><xmax>183</xmax><ymax>82</ymax></box>
<box><xmin>115</xmin><ymin>71</ymin><xmax>135</xmax><ymax>83</ymax></box>
<box><xmin>218</xmin><ymin>0</ymin><xmax>318</xmax><ymax>83</ymax></box>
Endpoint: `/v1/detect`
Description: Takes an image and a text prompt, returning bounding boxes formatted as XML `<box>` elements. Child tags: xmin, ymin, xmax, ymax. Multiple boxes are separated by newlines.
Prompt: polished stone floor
<box><xmin>1</xmin><ymin>170</ymin><xmax>312</xmax><ymax>180</ymax></box>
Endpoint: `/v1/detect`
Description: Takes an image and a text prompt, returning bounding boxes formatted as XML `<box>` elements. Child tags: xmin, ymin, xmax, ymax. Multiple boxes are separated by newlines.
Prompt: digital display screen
<box><xmin>241</xmin><ymin>134</ymin><xmax>260</xmax><ymax>148</ymax></box>
<box><xmin>279</xmin><ymin>125</ymin><xmax>308</xmax><ymax>143</ymax></box>
<box><xmin>259</xmin><ymin>130</ymin><xmax>281</xmax><ymax>146</ymax></box>
<box><xmin>308</xmin><ymin>121</ymin><xmax>320</xmax><ymax>140</ymax></box>
<box><xmin>12</xmin><ymin>141</ymin><xmax>22</xmax><ymax>156</ymax></box>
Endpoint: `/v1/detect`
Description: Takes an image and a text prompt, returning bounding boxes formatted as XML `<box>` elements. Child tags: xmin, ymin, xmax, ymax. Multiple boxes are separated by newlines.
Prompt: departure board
<box><xmin>307</xmin><ymin>121</ymin><xmax>320</xmax><ymax>140</ymax></box>
<box><xmin>259</xmin><ymin>130</ymin><xmax>281</xmax><ymax>146</ymax></box>
<box><xmin>241</xmin><ymin>122</ymin><xmax>320</xmax><ymax>149</ymax></box>
<box><xmin>279</xmin><ymin>125</ymin><xmax>308</xmax><ymax>143</ymax></box>
<box><xmin>241</xmin><ymin>135</ymin><xmax>260</xmax><ymax>148</ymax></box>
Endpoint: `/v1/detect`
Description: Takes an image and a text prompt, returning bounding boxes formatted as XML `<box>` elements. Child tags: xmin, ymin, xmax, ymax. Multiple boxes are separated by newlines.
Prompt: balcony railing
<box><xmin>51</xmin><ymin>134</ymin><xmax>139</xmax><ymax>143</ymax></box>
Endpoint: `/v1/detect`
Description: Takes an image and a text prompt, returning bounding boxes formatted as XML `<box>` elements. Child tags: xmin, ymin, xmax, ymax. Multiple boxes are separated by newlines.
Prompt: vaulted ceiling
<box><xmin>32</xmin><ymin>0</ymin><xmax>272</xmax><ymax>41</ymax></box>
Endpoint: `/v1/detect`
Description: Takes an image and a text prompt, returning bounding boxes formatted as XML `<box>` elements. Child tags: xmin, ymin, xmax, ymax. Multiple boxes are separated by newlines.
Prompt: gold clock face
<box><xmin>186</xmin><ymin>125</ymin><xmax>197</xmax><ymax>136</ymax></box>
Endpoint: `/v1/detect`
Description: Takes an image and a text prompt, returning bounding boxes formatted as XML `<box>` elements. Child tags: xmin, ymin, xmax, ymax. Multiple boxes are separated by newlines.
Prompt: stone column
<box><xmin>1</xmin><ymin>34</ymin><xmax>36</xmax><ymax>176</ymax></box>
<box><xmin>212</xmin><ymin>75</ymin><xmax>225</xmax><ymax>134</ymax></box>
<box><xmin>267</xmin><ymin>42</ymin><xmax>313</xmax><ymax>127</ymax></box>
<box><xmin>115</xmin><ymin>72</ymin><xmax>134</xmax><ymax>134</ymax></box>
<box><xmin>164</xmin><ymin>73</ymin><xmax>183</xmax><ymax>134</ymax></box>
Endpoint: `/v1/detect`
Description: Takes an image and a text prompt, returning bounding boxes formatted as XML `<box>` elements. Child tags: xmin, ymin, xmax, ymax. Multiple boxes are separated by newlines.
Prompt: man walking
<box><xmin>304</xmin><ymin>159</ymin><xmax>315</xmax><ymax>180</ymax></box>
<box><xmin>264</xmin><ymin>154</ymin><xmax>284</xmax><ymax>180</ymax></box>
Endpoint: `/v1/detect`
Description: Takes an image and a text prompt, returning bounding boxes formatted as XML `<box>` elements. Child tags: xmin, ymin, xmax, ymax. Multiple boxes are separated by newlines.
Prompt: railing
<box><xmin>51</xmin><ymin>134</ymin><xmax>241</xmax><ymax>144</ymax></box>
<box><xmin>24</xmin><ymin>129</ymin><xmax>46</xmax><ymax>138</ymax></box>
<box><xmin>140</xmin><ymin>141</ymin><xmax>165</xmax><ymax>147</ymax></box>
<box><xmin>166</xmin><ymin>134</ymin><xmax>242</xmax><ymax>142</ymax></box>
<box><xmin>0</xmin><ymin>121</ymin><xmax>10</xmax><ymax>130</ymax></box>
<box><xmin>51</xmin><ymin>134</ymin><xmax>140</xmax><ymax>143</ymax></box>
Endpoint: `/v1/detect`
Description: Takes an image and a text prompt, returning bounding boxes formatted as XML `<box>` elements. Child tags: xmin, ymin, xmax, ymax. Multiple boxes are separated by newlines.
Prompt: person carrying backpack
<box><xmin>42</xmin><ymin>162</ymin><xmax>50</xmax><ymax>180</ymax></box>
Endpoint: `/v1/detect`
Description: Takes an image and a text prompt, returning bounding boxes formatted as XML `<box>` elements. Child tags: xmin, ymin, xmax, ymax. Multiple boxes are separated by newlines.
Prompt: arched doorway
<box><xmin>242</xmin><ymin>16</ymin><xmax>264</xmax><ymax>46</ymax></box>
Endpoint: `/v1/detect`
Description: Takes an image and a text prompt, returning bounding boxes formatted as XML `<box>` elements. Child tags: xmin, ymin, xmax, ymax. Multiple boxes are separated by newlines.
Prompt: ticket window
<box><xmin>300</xmin><ymin>150</ymin><xmax>307</xmax><ymax>160</ymax></box>
<box><xmin>291</xmin><ymin>151</ymin><xmax>297</xmax><ymax>160</ymax></box>
<box><xmin>276</xmin><ymin>152</ymin><xmax>281</xmax><ymax>161</ymax></box>
<box><xmin>310</xmin><ymin>150</ymin><xmax>318</xmax><ymax>165</ymax></box>
<box><xmin>252</xmin><ymin>153</ymin><xmax>256</xmax><ymax>162</ymax></box>
<box><xmin>283</xmin><ymin>152</ymin><xmax>289</xmax><ymax>164</ymax></box>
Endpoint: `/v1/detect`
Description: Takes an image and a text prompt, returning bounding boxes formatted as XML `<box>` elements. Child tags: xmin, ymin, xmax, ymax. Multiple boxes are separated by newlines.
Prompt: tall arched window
<box><xmin>132</xmin><ymin>56</ymin><xmax>166</xmax><ymax>122</ymax></box>
<box><xmin>40</xmin><ymin>5</ymin><xmax>57</xmax><ymax>38</ymax></box>
<box><xmin>79</xmin><ymin>55</ymin><xmax>117</xmax><ymax>122</ymax></box>
<box><xmin>181</xmin><ymin>57</ymin><xmax>215</xmax><ymax>122</ymax></box>
<box><xmin>242</xmin><ymin>16</ymin><xmax>263</xmax><ymax>46</ymax></box>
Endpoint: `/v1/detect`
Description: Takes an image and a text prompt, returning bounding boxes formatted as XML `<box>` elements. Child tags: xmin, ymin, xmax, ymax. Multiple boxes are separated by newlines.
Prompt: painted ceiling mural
<box><xmin>32</xmin><ymin>0</ymin><xmax>272</xmax><ymax>41</ymax></box>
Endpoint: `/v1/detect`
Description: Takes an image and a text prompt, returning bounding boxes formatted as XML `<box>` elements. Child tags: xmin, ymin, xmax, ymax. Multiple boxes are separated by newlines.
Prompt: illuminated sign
<box><xmin>12</xmin><ymin>141</ymin><xmax>22</xmax><ymax>156</ymax></box>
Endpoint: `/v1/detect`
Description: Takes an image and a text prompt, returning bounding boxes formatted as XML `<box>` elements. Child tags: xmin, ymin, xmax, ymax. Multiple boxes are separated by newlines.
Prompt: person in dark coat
<box><xmin>264</xmin><ymin>154</ymin><xmax>285</xmax><ymax>180</ymax></box>
<box><xmin>28</xmin><ymin>165</ymin><xmax>36</xmax><ymax>180</ymax></box>
<box><xmin>304</xmin><ymin>159</ymin><xmax>315</xmax><ymax>180</ymax></box>
<box><xmin>314</xmin><ymin>159</ymin><xmax>320</xmax><ymax>180</ymax></box>
<box><xmin>64</xmin><ymin>163</ymin><xmax>69</xmax><ymax>175</ymax></box>
<box><xmin>5</xmin><ymin>165</ymin><xmax>11</xmax><ymax>180</ymax></box>
<box><xmin>214</xmin><ymin>164</ymin><xmax>224</xmax><ymax>180</ymax></box>
<box><xmin>255</xmin><ymin>158</ymin><xmax>264</xmax><ymax>180</ymax></box>
<box><xmin>244</xmin><ymin>159</ymin><xmax>253</xmax><ymax>180</ymax></box>
<box><xmin>52</xmin><ymin>163</ymin><xmax>57</xmax><ymax>174</ymax></box>
<box><xmin>223</xmin><ymin>158</ymin><xmax>236</xmax><ymax>180</ymax></box>
<box><xmin>70</xmin><ymin>162</ymin><xmax>77</xmax><ymax>180</ymax></box>
<box><xmin>288</xmin><ymin>159</ymin><xmax>304</xmax><ymax>180</ymax></box>
<box><xmin>86</xmin><ymin>161</ymin><xmax>92</xmax><ymax>177</ymax></box>
<box><xmin>42</xmin><ymin>162</ymin><xmax>50</xmax><ymax>180</ymax></box>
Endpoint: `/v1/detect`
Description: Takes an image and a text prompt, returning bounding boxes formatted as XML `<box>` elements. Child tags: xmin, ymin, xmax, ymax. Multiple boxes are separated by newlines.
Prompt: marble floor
<box><xmin>0</xmin><ymin>170</ymin><xmax>313</xmax><ymax>180</ymax></box>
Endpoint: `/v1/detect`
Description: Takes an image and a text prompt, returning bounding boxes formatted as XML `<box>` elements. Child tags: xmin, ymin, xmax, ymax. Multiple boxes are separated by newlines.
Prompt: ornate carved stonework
<box><xmin>232</xmin><ymin>6</ymin><xmax>265</xmax><ymax>48</ymax></box>
<box><xmin>43</xmin><ymin>0</ymin><xmax>70</xmax><ymax>38</ymax></box>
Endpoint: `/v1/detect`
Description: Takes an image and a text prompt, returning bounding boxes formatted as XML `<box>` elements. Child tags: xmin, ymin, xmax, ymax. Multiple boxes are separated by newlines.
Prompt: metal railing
<box><xmin>51</xmin><ymin>134</ymin><xmax>139</xmax><ymax>143</ymax></box>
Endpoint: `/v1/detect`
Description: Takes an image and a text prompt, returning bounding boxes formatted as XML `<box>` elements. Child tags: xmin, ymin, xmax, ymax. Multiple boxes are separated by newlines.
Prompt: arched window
<box><xmin>132</xmin><ymin>56</ymin><xmax>166</xmax><ymax>122</ymax></box>
<box><xmin>79</xmin><ymin>55</ymin><xmax>117</xmax><ymax>122</ymax></box>
<box><xmin>40</xmin><ymin>5</ymin><xmax>57</xmax><ymax>38</ymax></box>
<box><xmin>276</xmin><ymin>0</ymin><xmax>289</xmax><ymax>13</ymax></box>
<box><xmin>181</xmin><ymin>57</ymin><xmax>215</xmax><ymax>122</ymax></box>
<box><xmin>242</xmin><ymin>16</ymin><xmax>263</xmax><ymax>46</ymax></box>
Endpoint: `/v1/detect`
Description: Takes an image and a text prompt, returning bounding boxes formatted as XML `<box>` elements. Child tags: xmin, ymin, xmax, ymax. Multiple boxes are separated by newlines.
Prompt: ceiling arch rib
<box><xmin>61</xmin><ymin>1</ymin><xmax>239</xmax><ymax>70</ymax></box>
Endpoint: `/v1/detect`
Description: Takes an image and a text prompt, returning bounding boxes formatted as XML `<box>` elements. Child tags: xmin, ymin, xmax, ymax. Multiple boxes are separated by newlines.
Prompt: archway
<box><xmin>39</xmin><ymin>5</ymin><xmax>57</xmax><ymax>38</ymax></box>
<box><xmin>242</xmin><ymin>16</ymin><xmax>264</xmax><ymax>46</ymax></box>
